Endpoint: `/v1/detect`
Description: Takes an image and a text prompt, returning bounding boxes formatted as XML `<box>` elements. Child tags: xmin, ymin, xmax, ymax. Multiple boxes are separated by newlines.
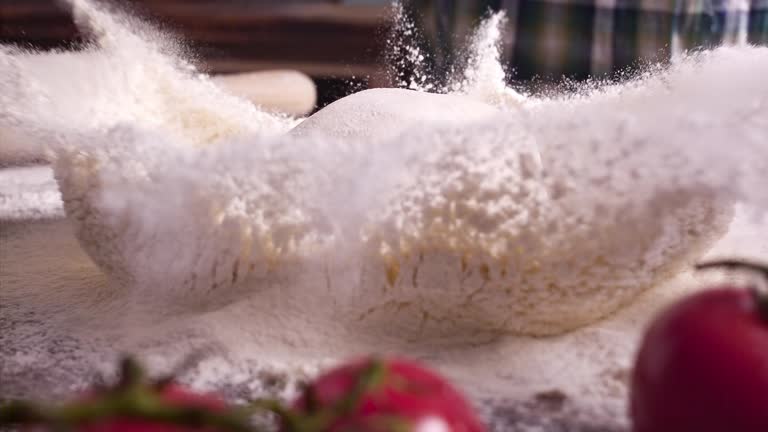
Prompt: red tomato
<box><xmin>292</xmin><ymin>357</ymin><xmax>484</xmax><ymax>432</ymax></box>
<box><xmin>631</xmin><ymin>284</ymin><xmax>768</xmax><ymax>432</ymax></box>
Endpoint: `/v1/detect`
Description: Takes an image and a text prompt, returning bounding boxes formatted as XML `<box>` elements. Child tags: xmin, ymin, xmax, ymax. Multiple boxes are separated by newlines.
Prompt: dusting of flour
<box><xmin>3</xmin><ymin>1</ymin><xmax>768</xmax><ymax>430</ymax></box>
<box><xmin>0</xmin><ymin>0</ymin><xmax>294</xmax><ymax>163</ymax></box>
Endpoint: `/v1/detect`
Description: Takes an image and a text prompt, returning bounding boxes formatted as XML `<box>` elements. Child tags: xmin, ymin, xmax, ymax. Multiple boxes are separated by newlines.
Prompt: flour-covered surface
<box><xmin>0</xmin><ymin>167</ymin><xmax>63</xmax><ymax>220</ymax></box>
<box><xmin>3</xmin><ymin>171</ymin><xmax>768</xmax><ymax>431</ymax></box>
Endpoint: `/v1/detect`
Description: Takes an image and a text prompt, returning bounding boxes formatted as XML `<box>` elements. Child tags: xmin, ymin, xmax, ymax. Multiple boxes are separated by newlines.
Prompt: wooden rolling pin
<box><xmin>213</xmin><ymin>70</ymin><xmax>317</xmax><ymax>117</ymax></box>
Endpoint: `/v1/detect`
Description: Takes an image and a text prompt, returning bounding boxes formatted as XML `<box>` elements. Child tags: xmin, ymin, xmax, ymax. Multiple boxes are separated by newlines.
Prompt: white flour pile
<box><xmin>3</xmin><ymin>1</ymin><xmax>768</xmax><ymax>429</ymax></box>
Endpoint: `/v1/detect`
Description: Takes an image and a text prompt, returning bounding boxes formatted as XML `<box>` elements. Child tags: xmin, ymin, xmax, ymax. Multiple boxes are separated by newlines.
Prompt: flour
<box><xmin>386</xmin><ymin>3</ymin><xmax>437</xmax><ymax>93</ymax></box>
<box><xmin>352</xmin><ymin>120</ymin><xmax>731</xmax><ymax>335</ymax></box>
<box><xmin>0</xmin><ymin>0</ymin><xmax>295</xmax><ymax>166</ymax></box>
<box><xmin>3</xmin><ymin>1</ymin><xmax>768</xmax><ymax>429</ymax></box>
<box><xmin>450</xmin><ymin>13</ymin><xmax>527</xmax><ymax>108</ymax></box>
<box><xmin>0</xmin><ymin>166</ymin><xmax>63</xmax><ymax>220</ymax></box>
<box><xmin>384</xmin><ymin>8</ymin><xmax>525</xmax><ymax>108</ymax></box>
<box><xmin>3</xmin><ymin>0</ymin><xmax>763</xmax><ymax>335</ymax></box>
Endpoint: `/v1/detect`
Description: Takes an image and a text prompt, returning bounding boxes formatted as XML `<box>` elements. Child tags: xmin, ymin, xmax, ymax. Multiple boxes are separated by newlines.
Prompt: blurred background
<box><xmin>3</xmin><ymin>0</ymin><xmax>767</xmax><ymax>115</ymax></box>
<box><xmin>0</xmin><ymin>0</ymin><xmax>397</xmax><ymax>112</ymax></box>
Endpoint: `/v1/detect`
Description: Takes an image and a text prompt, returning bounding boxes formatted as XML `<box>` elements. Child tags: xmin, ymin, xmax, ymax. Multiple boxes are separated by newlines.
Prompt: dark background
<box><xmin>0</xmin><ymin>0</ymin><xmax>397</xmax><ymax>110</ymax></box>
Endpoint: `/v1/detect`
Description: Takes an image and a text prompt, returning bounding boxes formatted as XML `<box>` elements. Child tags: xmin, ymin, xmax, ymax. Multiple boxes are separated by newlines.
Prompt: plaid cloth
<box><xmin>408</xmin><ymin>0</ymin><xmax>768</xmax><ymax>81</ymax></box>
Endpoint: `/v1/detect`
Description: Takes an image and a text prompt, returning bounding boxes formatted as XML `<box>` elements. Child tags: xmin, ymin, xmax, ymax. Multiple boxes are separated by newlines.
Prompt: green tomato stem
<box><xmin>695</xmin><ymin>259</ymin><xmax>768</xmax><ymax>322</ymax></box>
<box><xmin>0</xmin><ymin>355</ymin><xmax>266</xmax><ymax>432</ymax></box>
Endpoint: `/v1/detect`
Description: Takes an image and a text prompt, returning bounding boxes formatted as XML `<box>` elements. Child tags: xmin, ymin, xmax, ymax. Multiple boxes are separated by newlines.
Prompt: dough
<box><xmin>290</xmin><ymin>88</ymin><xmax>500</xmax><ymax>141</ymax></box>
<box><xmin>53</xmin><ymin>87</ymin><xmax>732</xmax><ymax>336</ymax></box>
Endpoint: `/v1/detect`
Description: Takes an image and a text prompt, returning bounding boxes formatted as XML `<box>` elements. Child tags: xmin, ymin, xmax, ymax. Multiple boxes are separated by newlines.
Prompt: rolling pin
<box><xmin>213</xmin><ymin>70</ymin><xmax>317</xmax><ymax>117</ymax></box>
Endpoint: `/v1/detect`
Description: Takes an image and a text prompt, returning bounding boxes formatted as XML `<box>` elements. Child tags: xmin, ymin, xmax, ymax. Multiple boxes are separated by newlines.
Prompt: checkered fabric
<box><xmin>411</xmin><ymin>0</ymin><xmax>768</xmax><ymax>81</ymax></box>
